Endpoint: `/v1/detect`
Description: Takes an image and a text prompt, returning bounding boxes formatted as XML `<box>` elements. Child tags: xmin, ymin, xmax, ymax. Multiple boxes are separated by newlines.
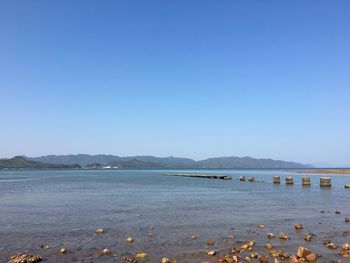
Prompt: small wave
<box><xmin>0</xmin><ymin>177</ymin><xmax>32</xmax><ymax>182</ymax></box>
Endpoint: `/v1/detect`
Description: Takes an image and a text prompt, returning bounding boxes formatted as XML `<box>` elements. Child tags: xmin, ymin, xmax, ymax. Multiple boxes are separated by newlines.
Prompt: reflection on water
<box><xmin>0</xmin><ymin>169</ymin><xmax>349</xmax><ymax>262</ymax></box>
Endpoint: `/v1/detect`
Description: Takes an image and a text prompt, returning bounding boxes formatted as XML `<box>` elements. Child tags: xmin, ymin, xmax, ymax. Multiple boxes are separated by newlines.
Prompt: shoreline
<box><xmin>293</xmin><ymin>170</ymin><xmax>350</xmax><ymax>175</ymax></box>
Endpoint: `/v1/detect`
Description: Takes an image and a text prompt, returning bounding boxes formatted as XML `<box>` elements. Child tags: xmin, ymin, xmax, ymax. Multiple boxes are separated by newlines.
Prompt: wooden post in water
<box><xmin>273</xmin><ymin>176</ymin><xmax>281</xmax><ymax>184</ymax></box>
<box><xmin>320</xmin><ymin>177</ymin><xmax>332</xmax><ymax>187</ymax></box>
<box><xmin>302</xmin><ymin>177</ymin><xmax>311</xmax><ymax>186</ymax></box>
<box><xmin>286</xmin><ymin>176</ymin><xmax>294</xmax><ymax>185</ymax></box>
<box><xmin>239</xmin><ymin>176</ymin><xmax>246</xmax><ymax>181</ymax></box>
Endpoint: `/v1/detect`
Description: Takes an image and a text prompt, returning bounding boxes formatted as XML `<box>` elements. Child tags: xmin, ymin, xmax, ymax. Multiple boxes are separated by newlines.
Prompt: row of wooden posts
<box><xmin>239</xmin><ymin>175</ymin><xmax>338</xmax><ymax>187</ymax></box>
<box><xmin>277</xmin><ymin>176</ymin><xmax>332</xmax><ymax>187</ymax></box>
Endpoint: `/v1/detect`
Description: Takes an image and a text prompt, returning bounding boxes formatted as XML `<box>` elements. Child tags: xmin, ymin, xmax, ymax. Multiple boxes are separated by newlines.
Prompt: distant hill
<box><xmin>27</xmin><ymin>154</ymin><xmax>196</xmax><ymax>167</ymax></box>
<box><xmin>25</xmin><ymin>154</ymin><xmax>312</xmax><ymax>169</ymax></box>
<box><xmin>196</xmin><ymin>156</ymin><xmax>310</xmax><ymax>169</ymax></box>
<box><xmin>0</xmin><ymin>156</ymin><xmax>81</xmax><ymax>169</ymax></box>
<box><xmin>26</xmin><ymin>154</ymin><xmax>122</xmax><ymax>166</ymax></box>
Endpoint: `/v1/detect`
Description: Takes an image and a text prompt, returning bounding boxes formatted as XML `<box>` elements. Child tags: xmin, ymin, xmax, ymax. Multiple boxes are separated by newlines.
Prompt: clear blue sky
<box><xmin>1</xmin><ymin>1</ymin><xmax>349</xmax><ymax>166</ymax></box>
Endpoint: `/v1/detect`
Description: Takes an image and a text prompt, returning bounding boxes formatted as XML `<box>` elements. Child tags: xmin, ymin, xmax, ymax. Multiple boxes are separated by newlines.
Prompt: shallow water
<box><xmin>0</xmin><ymin>169</ymin><xmax>349</xmax><ymax>262</ymax></box>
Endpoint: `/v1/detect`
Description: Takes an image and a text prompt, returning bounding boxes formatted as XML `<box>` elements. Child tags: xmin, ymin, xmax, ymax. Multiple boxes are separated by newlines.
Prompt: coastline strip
<box><xmin>293</xmin><ymin>170</ymin><xmax>350</xmax><ymax>175</ymax></box>
<box><xmin>160</xmin><ymin>173</ymin><xmax>232</xmax><ymax>180</ymax></box>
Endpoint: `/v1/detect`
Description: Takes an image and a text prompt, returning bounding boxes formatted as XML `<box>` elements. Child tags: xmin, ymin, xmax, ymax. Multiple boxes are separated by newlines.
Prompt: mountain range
<box><xmin>0</xmin><ymin>156</ymin><xmax>81</xmax><ymax>169</ymax></box>
<box><xmin>14</xmin><ymin>154</ymin><xmax>313</xmax><ymax>169</ymax></box>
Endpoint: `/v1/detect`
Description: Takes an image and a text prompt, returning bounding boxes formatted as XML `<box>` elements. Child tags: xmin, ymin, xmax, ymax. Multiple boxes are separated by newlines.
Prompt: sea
<box><xmin>0</xmin><ymin>169</ymin><xmax>349</xmax><ymax>262</ymax></box>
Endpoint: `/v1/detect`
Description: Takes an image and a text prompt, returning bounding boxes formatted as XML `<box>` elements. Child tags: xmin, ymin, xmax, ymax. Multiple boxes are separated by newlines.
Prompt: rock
<box><xmin>344</xmin><ymin>184</ymin><xmax>350</xmax><ymax>189</ymax></box>
<box><xmin>161</xmin><ymin>257</ymin><xmax>171</xmax><ymax>263</ymax></box>
<box><xmin>239</xmin><ymin>176</ymin><xmax>246</xmax><ymax>181</ymax></box>
<box><xmin>245</xmin><ymin>256</ymin><xmax>251</xmax><ymax>262</ymax></box>
<box><xmin>267</xmin><ymin>233</ymin><xmax>275</xmax><ymax>239</ymax></box>
<box><xmin>339</xmin><ymin>249</ymin><xmax>350</xmax><ymax>258</ymax></box>
<box><xmin>207</xmin><ymin>250</ymin><xmax>216</xmax><ymax>256</ymax></box>
<box><xmin>40</xmin><ymin>244</ymin><xmax>49</xmax><ymax>249</ymax></box>
<box><xmin>8</xmin><ymin>254</ymin><xmax>42</xmax><ymax>263</ymax></box>
<box><xmin>305</xmin><ymin>253</ymin><xmax>317</xmax><ymax>262</ymax></box>
<box><xmin>102</xmin><ymin>248</ymin><xmax>110</xmax><ymax>255</ymax></box>
<box><xmin>232</xmin><ymin>255</ymin><xmax>239</xmax><ymax>262</ymax></box>
<box><xmin>92</xmin><ymin>251</ymin><xmax>102</xmax><ymax>257</ymax></box>
<box><xmin>191</xmin><ymin>235</ymin><xmax>197</xmax><ymax>240</ymax></box>
<box><xmin>279</xmin><ymin>232</ymin><xmax>289</xmax><ymax>240</ymax></box>
<box><xmin>269</xmin><ymin>250</ymin><xmax>278</xmax><ymax>257</ymax></box>
<box><xmin>304</xmin><ymin>233</ymin><xmax>313</xmax><ymax>242</ymax></box>
<box><xmin>335</xmin><ymin>210</ymin><xmax>341</xmax><ymax>215</ymax></box>
<box><xmin>280</xmin><ymin>252</ymin><xmax>290</xmax><ymax>259</ymax></box>
<box><xmin>250</xmin><ymin>253</ymin><xmax>258</xmax><ymax>258</ymax></box>
<box><xmin>148</xmin><ymin>232</ymin><xmax>154</xmax><ymax>237</ymax></box>
<box><xmin>345</xmin><ymin>217</ymin><xmax>350</xmax><ymax>223</ymax></box>
<box><xmin>323</xmin><ymin>240</ymin><xmax>337</xmax><ymax>249</ymax></box>
<box><xmin>266</xmin><ymin>243</ymin><xmax>273</xmax><ymax>249</ymax></box>
<box><xmin>296</xmin><ymin>246</ymin><xmax>311</xmax><ymax>258</ymax></box>
<box><xmin>258</xmin><ymin>255</ymin><xmax>269</xmax><ymax>263</ymax></box>
<box><xmin>218</xmin><ymin>255</ymin><xmax>236</xmax><ymax>263</ymax></box>
<box><xmin>226</xmin><ymin>235</ymin><xmax>234</xmax><ymax>240</ymax></box>
<box><xmin>269</xmin><ymin>250</ymin><xmax>289</xmax><ymax>259</ymax></box>
<box><xmin>59</xmin><ymin>248</ymin><xmax>67</xmax><ymax>254</ymax></box>
<box><xmin>289</xmin><ymin>255</ymin><xmax>298</xmax><ymax>263</ymax></box>
<box><xmin>135</xmin><ymin>252</ymin><xmax>148</xmax><ymax>259</ymax></box>
<box><xmin>123</xmin><ymin>256</ymin><xmax>137</xmax><ymax>262</ymax></box>
<box><xmin>207</xmin><ymin>240</ymin><xmax>215</xmax><ymax>246</ymax></box>
<box><xmin>240</xmin><ymin>240</ymin><xmax>255</xmax><ymax>251</ymax></box>
<box><xmin>96</xmin><ymin>227</ymin><xmax>105</xmax><ymax>234</ymax></box>
<box><xmin>231</xmin><ymin>247</ymin><xmax>240</xmax><ymax>254</ymax></box>
<box><xmin>248</xmin><ymin>177</ymin><xmax>255</xmax><ymax>182</ymax></box>
<box><xmin>258</xmin><ymin>224</ymin><xmax>265</xmax><ymax>228</ymax></box>
<box><xmin>342</xmin><ymin>243</ymin><xmax>350</xmax><ymax>250</ymax></box>
<box><xmin>294</xmin><ymin>224</ymin><xmax>303</xmax><ymax>230</ymax></box>
<box><xmin>241</xmin><ymin>243</ymin><xmax>250</xmax><ymax>249</ymax></box>
<box><xmin>127</xmin><ymin>236</ymin><xmax>134</xmax><ymax>243</ymax></box>
<box><xmin>339</xmin><ymin>243</ymin><xmax>350</xmax><ymax>258</ymax></box>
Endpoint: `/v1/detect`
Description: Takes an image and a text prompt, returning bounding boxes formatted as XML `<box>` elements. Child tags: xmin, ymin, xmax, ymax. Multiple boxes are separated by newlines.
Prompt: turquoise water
<box><xmin>0</xmin><ymin>169</ymin><xmax>349</xmax><ymax>262</ymax></box>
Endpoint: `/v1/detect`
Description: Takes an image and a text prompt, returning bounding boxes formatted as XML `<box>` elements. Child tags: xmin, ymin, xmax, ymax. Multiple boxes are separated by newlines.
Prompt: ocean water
<box><xmin>0</xmin><ymin>169</ymin><xmax>349</xmax><ymax>262</ymax></box>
